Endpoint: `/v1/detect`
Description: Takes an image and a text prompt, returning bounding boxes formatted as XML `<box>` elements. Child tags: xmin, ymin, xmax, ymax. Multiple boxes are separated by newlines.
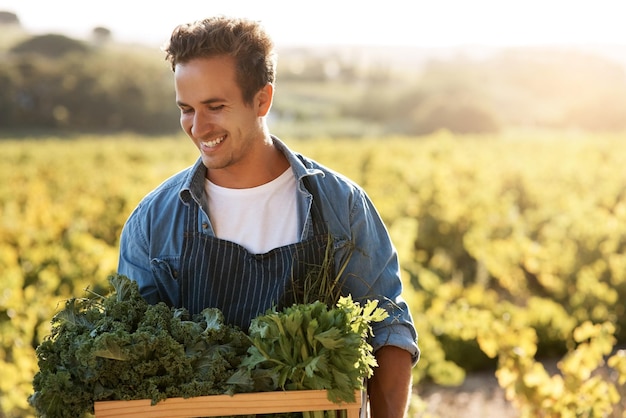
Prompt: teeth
<box><xmin>202</xmin><ymin>136</ymin><xmax>225</xmax><ymax>147</ymax></box>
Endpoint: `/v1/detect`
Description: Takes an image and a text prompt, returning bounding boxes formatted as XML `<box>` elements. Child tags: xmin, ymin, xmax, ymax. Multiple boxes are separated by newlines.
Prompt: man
<box><xmin>118</xmin><ymin>16</ymin><xmax>419</xmax><ymax>417</ymax></box>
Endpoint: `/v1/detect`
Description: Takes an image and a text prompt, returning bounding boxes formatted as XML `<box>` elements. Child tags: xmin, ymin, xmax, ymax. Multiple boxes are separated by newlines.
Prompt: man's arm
<box><xmin>367</xmin><ymin>345</ymin><xmax>413</xmax><ymax>418</ymax></box>
<box><xmin>117</xmin><ymin>206</ymin><xmax>162</xmax><ymax>304</ymax></box>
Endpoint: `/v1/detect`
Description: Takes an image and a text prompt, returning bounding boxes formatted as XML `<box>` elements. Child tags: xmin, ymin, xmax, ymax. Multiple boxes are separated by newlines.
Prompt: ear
<box><xmin>256</xmin><ymin>83</ymin><xmax>273</xmax><ymax>117</ymax></box>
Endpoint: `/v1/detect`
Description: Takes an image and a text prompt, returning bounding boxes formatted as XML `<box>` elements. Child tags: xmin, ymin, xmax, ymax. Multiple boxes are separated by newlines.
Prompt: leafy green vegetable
<box><xmin>232</xmin><ymin>296</ymin><xmax>387</xmax><ymax>418</ymax></box>
<box><xmin>28</xmin><ymin>274</ymin><xmax>251</xmax><ymax>418</ymax></box>
<box><xmin>29</xmin><ymin>269</ymin><xmax>386</xmax><ymax>418</ymax></box>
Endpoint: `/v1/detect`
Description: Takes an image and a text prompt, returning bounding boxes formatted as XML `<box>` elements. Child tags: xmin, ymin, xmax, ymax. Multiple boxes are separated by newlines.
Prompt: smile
<box><xmin>201</xmin><ymin>135</ymin><xmax>226</xmax><ymax>148</ymax></box>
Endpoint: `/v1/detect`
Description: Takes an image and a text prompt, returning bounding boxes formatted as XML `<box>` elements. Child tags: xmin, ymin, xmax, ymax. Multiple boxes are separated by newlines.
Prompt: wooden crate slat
<box><xmin>94</xmin><ymin>389</ymin><xmax>361</xmax><ymax>418</ymax></box>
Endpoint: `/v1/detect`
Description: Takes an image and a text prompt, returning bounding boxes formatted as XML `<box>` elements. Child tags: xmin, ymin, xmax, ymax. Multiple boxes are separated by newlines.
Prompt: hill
<box><xmin>2</xmin><ymin>18</ymin><xmax>626</xmax><ymax>137</ymax></box>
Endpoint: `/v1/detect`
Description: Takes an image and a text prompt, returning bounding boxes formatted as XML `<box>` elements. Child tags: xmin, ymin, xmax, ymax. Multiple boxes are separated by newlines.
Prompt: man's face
<box><xmin>174</xmin><ymin>55</ymin><xmax>271</xmax><ymax>180</ymax></box>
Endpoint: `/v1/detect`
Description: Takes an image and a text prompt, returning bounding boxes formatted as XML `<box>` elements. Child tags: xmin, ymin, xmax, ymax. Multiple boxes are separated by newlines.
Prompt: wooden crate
<box><xmin>94</xmin><ymin>389</ymin><xmax>362</xmax><ymax>417</ymax></box>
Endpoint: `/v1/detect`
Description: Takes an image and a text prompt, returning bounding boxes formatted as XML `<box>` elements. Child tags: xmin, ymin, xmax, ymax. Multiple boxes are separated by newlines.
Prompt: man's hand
<box><xmin>367</xmin><ymin>345</ymin><xmax>413</xmax><ymax>417</ymax></box>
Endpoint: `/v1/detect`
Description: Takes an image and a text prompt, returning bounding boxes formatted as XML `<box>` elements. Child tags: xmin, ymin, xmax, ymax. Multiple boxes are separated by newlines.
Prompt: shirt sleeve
<box><xmin>338</xmin><ymin>188</ymin><xmax>420</xmax><ymax>365</ymax></box>
<box><xmin>117</xmin><ymin>204</ymin><xmax>161</xmax><ymax>305</ymax></box>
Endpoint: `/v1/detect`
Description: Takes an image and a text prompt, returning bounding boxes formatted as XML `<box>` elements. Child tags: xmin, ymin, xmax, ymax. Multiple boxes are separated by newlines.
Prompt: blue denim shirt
<box><xmin>118</xmin><ymin>137</ymin><xmax>419</xmax><ymax>363</ymax></box>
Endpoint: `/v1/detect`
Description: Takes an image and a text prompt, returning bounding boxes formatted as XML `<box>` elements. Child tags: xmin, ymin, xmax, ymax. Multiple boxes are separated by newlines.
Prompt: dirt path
<box><xmin>413</xmin><ymin>370</ymin><xmax>519</xmax><ymax>418</ymax></box>
<box><xmin>413</xmin><ymin>355</ymin><xmax>626</xmax><ymax>418</ymax></box>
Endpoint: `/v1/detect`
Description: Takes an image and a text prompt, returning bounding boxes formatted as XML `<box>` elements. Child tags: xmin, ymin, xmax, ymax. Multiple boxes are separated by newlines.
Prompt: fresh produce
<box><xmin>29</xmin><ymin>270</ymin><xmax>385</xmax><ymax>418</ymax></box>
<box><xmin>232</xmin><ymin>297</ymin><xmax>387</xmax><ymax>418</ymax></box>
<box><xmin>28</xmin><ymin>274</ymin><xmax>251</xmax><ymax>418</ymax></box>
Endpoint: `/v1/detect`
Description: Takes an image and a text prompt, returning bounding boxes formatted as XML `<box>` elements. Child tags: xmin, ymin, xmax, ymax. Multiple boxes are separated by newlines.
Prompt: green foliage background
<box><xmin>1</xmin><ymin>133</ymin><xmax>626</xmax><ymax>417</ymax></box>
<box><xmin>2</xmin><ymin>29</ymin><xmax>626</xmax><ymax>137</ymax></box>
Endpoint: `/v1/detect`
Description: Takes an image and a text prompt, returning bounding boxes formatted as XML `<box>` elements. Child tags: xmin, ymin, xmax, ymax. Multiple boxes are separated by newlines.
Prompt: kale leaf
<box><xmin>28</xmin><ymin>274</ymin><xmax>251</xmax><ymax>418</ymax></box>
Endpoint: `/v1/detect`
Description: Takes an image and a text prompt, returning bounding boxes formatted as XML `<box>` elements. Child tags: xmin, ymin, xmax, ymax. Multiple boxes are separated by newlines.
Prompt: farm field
<box><xmin>1</xmin><ymin>132</ymin><xmax>626</xmax><ymax>417</ymax></box>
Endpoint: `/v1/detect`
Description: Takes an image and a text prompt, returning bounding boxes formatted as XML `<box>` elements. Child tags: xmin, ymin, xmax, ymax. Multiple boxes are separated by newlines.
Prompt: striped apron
<box><xmin>179</xmin><ymin>180</ymin><xmax>331</xmax><ymax>330</ymax></box>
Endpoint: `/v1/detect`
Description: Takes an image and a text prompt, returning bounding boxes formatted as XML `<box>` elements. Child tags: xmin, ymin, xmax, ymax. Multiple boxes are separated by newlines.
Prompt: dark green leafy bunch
<box><xmin>28</xmin><ymin>274</ymin><xmax>251</xmax><ymax>418</ymax></box>
<box><xmin>232</xmin><ymin>296</ymin><xmax>388</xmax><ymax>408</ymax></box>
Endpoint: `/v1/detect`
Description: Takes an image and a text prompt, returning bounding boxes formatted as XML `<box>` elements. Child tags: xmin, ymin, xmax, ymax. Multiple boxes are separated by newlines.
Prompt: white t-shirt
<box><xmin>205</xmin><ymin>168</ymin><xmax>299</xmax><ymax>254</ymax></box>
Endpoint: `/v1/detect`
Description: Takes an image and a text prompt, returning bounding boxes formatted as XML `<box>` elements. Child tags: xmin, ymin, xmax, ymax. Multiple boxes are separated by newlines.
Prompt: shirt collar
<box><xmin>178</xmin><ymin>135</ymin><xmax>324</xmax><ymax>204</ymax></box>
<box><xmin>179</xmin><ymin>158</ymin><xmax>206</xmax><ymax>205</ymax></box>
<box><xmin>271</xmin><ymin>135</ymin><xmax>325</xmax><ymax>184</ymax></box>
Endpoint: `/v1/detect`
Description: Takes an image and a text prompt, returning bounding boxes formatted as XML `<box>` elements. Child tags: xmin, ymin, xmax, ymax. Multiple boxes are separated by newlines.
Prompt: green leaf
<box><xmin>306</xmin><ymin>318</ymin><xmax>320</xmax><ymax>346</ymax></box>
<box><xmin>284</xmin><ymin>309</ymin><xmax>304</xmax><ymax>338</ymax></box>
<box><xmin>314</xmin><ymin>328</ymin><xmax>345</xmax><ymax>350</ymax></box>
<box><xmin>240</xmin><ymin>346</ymin><xmax>271</xmax><ymax>369</ymax></box>
<box><xmin>200</xmin><ymin>308</ymin><xmax>224</xmax><ymax>334</ymax></box>
<box><xmin>304</xmin><ymin>355</ymin><xmax>322</xmax><ymax>377</ymax></box>
<box><xmin>225</xmin><ymin>368</ymin><xmax>253</xmax><ymax>388</ymax></box>
<box><xmin>92</xmin><ymin>336</ymin><xmax>128</xmax><ymax>360</ymax></box>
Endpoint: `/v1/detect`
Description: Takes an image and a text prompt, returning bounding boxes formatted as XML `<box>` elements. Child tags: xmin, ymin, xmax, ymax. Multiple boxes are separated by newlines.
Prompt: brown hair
<box><xmin>164</xmin><ymin>16</ymin><xmax>276</xmax><ymax>104</ymax></box>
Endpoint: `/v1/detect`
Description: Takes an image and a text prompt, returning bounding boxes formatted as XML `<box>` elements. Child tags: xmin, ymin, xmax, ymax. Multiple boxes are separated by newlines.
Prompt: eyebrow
<box><xmin>176</xmin><ymin>98</ymin><xmax>226</xmax><ymax>107</ymax></box>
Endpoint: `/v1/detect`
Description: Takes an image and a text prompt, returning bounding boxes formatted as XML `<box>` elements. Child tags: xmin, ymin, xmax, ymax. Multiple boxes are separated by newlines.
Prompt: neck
<box><xmin>207</xmin><ymin>137</ymin><xmax>290</xmax><ymax>189</ymax></box>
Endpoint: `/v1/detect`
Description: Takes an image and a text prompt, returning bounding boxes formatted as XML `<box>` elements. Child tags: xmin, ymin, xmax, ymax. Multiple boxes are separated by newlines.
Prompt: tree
<box><xmin>92</xmin><ymin>26</ymin><xmax>112</xmax><ymax>45</ymax></box>
<box><xmin>0</xmin><ymin>10</ymin><xmax>20</xmax><ymax>26</ymax></box>
<box><xmin>410</xmin><ymin>100</ymin><xmax>500</xmax><ymax>135</ymax></box>
<box><xmin>9</xmin><ymin>34</ymin><xmax>89</xmax><ymax>58</ymax></box>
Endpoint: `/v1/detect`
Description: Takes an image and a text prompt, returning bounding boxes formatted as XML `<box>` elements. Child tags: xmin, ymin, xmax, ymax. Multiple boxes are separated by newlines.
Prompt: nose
<box><xmin>189</xmin><ymin>110</ymin><xmax>214</xmax><ymax>138</ymax></box>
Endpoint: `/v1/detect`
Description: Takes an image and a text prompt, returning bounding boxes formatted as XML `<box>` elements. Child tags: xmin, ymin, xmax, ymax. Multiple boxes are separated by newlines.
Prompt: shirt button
<box><xmin>202</xmin><ymin>222</ymin><xmax>209</xmax><ymax>230</ymax></box>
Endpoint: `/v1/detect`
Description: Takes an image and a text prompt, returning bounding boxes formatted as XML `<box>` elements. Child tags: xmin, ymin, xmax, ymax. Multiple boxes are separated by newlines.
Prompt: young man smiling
<box><xmin>118</xmin><ymin>16</ymin><xmax>419</xmax><ymax>417</ymax></box>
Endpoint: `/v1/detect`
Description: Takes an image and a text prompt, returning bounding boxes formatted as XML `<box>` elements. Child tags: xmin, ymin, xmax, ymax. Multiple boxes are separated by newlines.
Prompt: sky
<box><xmin>1</xmin><ymin>0</ymin><xmax>625</xmax><ymax>49</ymax></box>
